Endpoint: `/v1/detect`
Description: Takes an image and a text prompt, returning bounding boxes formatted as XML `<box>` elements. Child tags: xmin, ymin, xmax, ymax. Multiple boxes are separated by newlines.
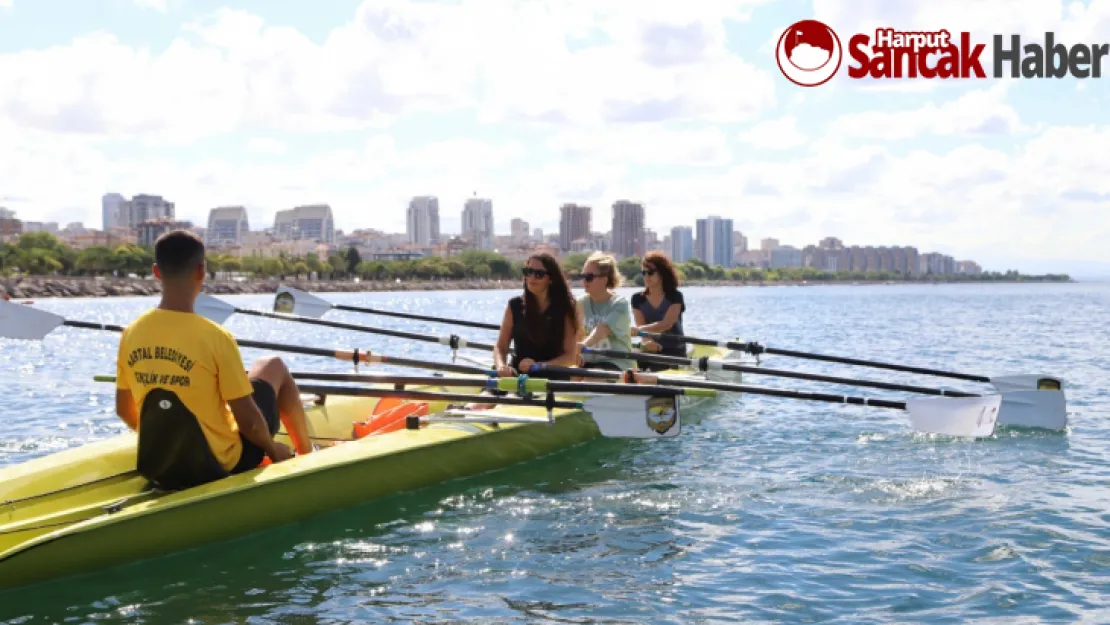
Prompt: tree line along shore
<box><xmin>1</xmin><ymin>232</ymin><xmax>1072</xmax><ymax>299</ymax></box>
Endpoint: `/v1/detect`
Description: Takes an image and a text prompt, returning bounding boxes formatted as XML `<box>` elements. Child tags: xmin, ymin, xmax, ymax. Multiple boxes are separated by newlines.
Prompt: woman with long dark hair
<box><xmin>631</xmin><ymin>250</ymin><xmax>687</xmax><ymax>370</ymax></box>
<box><xmin>492</xmin><ymin>252</ymin><xmax>580</xmax><ymax>379</ymax></box>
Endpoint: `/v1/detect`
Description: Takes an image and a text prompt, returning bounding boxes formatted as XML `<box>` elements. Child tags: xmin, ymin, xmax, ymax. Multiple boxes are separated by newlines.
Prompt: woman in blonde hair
<box><xmin>576</xmin><ymin>251</ymin><xmax>635</xmax><ymax>371</ymax></box>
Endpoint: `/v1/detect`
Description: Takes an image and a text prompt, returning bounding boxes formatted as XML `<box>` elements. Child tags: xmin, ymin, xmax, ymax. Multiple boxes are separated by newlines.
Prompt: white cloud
<box><xmin>736</xmin><ymin>117</ymin><xmax>808</xmax><ymax>150</ymax></box>
<box><xmin>547</xmin><ymin>126</ymin><xmax>733</xmax><ymax>167</ymax></box>
<box><xmin>245</xmin><ymin>138</ymin><xmax>289</xmax><ymax>156</ymax></box>
<box><xmin>0</xmin><ymin>0</ymin><xmax>779</xmax><ymax>144</ymax></box>
<box><xmin>133</xmin><ymin>0</ymin><xmax>167</xmax><ymax>11</ymax></box>
<box><xmin>0</xmin><ymin>0</ymin><xmax>1107</xmax><ymax>273</ymax></box>
<box><xmin>826</xmin><ymin>82</ymin><xmax>1024</xmax><ymax>140</ymax></box>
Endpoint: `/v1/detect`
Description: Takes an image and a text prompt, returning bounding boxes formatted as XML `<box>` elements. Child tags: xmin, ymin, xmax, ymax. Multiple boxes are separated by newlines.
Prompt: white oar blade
<box><xmin>584</xmin><ymin>394</ymin><xmax>681</xmax><ymax>438</ymax></box>
<box><xmin>905</xmin><ymin>393</ymin><xmax>1001</xmax><ymax>438</ymax></box>
<box><xmin>998</xmin><ymin>389</ymin><xmax>1068</xmax><ymax>430</ymax></box>
<box><xmin>990</xmin><ymin>374</ymin><xmax>1064</xmax><ymax>393</ymax></box>
<box><xmin>0</xmin><ymin>300</ymin><xmax>65</xmax><ymax>340</ymax></box>
<box><xmin>274</xmin><ymin>286</ymin><xmax>332</xmax><ymax>318</ymax></box>
<box><xmin>194</xmin><ymin>294</ymin><xmax>237</xmax><ymax>325</ymax></box>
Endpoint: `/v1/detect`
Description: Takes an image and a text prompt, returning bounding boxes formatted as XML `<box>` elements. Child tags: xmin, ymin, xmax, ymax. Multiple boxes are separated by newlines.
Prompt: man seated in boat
<box><xmin>114</xmin><ymin>230</ymin><xmax>313</xmax><ymax>490</ymax></box>
<box><xmin>576</xmin><ymin>252</ymin><xmax>635</xmax><ymax>372</ymax></box>
<box><xmin>630</xmin><ymin>251</ymin><xmax>688</xmax><ymax>372</ymax></box>
<box><xmin>491</xmin><ymin>252</ymin><xmax>580</xmax><ymax>381</ymax></box>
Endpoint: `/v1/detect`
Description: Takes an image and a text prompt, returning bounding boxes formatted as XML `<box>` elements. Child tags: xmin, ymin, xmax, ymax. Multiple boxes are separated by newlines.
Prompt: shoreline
<box><xmin>2</xmin><ymin>275</ymin><xmax>1076</xmax><ymax>300</ymax></box>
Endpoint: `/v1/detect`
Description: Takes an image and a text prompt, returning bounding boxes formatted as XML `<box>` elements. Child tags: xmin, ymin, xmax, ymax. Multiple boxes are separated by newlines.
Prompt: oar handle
<box><xmin>235</xmin><ymin>307</ymin><xmax>497</xmax><ymax>352</ymax></box>
<box><xmin>335</xmin><ymin>304</ymin><xmax>500</xmax><ymax>331</ymax></box>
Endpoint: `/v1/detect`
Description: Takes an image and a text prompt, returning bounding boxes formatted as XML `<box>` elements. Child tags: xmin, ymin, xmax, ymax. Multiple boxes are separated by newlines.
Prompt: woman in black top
<box><xmin>631</xmin><ymin>251</ymin><xmax>687</xmax><ymax>369</ymax></box>
<box><xmin>493</xmin><ymin>252</ymin><xmax>580</xmax><ymax>379</ymax></box>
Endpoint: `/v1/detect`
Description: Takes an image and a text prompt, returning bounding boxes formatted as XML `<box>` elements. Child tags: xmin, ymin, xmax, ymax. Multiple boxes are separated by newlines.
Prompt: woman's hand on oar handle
<box><xmin>496</xmin><ymin>363</ymin><xmax>517</xmax><ymax>377</ymax></box>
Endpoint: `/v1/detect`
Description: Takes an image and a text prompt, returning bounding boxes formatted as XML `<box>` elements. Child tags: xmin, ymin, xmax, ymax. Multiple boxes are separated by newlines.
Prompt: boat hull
<box><xmin>0</xmin><ymin>346</ymin><xmax>743</xmax><ymax>591</ymax></box>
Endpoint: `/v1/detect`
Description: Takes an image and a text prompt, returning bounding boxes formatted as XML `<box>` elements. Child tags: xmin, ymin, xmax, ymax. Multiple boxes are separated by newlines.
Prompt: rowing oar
<box><xmin>579</xmin><ymin>347</ymin><xmax>977</xmax><ymax>397</ymax></box>
<box><xmin>619</xmin><ymin>339</ymin><xmax>1068</xmax><ymax>431</ymax></box>
<box><xmin>93</xmin><ymin>371</ymin><xmax>715</xmax><ymax>400</ymax></box>
<box><xmin>523</xmin><ymin>364</ymin><xmax>1003</xmax><ymax>437</ymax></box>
<box><xmin>0</xmin><ymin>299</ymin><xmax>489</xmax><ymax>377</ymax></box>
<box><xmin>195</xmin><ymin>294</ymin><xmax>496</xmax><ymax>354</ymax></box>
<box><xmin>274</xmin><ymin>285</ymin><xmax>500</xmax><ymax>331</ymax></box>
<box><xmin>637</xmin><ymin>330</ymin><xmax>1064</xmax><ymax>391</ymax></box>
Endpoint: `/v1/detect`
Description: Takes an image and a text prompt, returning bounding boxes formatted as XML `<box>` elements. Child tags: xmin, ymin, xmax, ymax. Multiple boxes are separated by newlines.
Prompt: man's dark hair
<box><xmin>154</xmin><ymin>230</ymin><xmax>206</xmax><ymax>279</ymax></box>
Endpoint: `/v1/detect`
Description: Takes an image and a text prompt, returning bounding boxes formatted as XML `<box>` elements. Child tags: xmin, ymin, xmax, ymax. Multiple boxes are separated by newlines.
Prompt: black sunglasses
<box><xmin>641</xmin><ymin>268</ymin><xmax>657</xmax><ymax>276</ymax></box>
<box><xmin>522</xmin><ymin>267</ymin><xmax>549</xmax><ymax>278</ymax></box>
<box><xmin>582</xmin><ymin>272</ymin><xmax>598</xmax><ymax>282</ymax></box>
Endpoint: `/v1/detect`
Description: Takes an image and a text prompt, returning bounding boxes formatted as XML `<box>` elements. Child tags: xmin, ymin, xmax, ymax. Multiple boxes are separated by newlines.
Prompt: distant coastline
<box><xmin>2</xmin><ymin>275</ymin><xmax>1077</xmax><ymax>300</ymax></box>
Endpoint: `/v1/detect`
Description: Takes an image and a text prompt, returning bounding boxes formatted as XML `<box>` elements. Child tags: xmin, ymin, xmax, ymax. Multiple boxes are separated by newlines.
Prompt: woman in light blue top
<box><xmin>576</xmin><ymin>252</ymin><xmax>635</xmax><ymax>371</ymax></box>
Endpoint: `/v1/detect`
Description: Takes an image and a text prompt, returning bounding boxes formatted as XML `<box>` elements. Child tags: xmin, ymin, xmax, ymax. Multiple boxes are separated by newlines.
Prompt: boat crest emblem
<box><xmin>646</xmin><ymin>397</ymin><xmax>678</xmax><ymax>435</ymax></box>
<box><xmin>274</xmin><ymin>292</ymin><xmax>295</xmax><ymax>314</ymax></box>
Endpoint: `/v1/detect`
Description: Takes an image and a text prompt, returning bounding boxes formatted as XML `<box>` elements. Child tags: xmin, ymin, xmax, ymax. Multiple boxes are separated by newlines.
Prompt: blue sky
<box><xmin>1</xmin><ymin>0</ymin><xmax>1108</xmax><ymax>276</ymax></box>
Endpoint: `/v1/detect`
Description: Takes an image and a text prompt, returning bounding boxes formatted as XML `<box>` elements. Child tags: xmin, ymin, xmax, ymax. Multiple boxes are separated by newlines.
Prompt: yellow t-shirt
<box><xmin>115</xmin><ymin>308</ymin><xmax>255</xmax><ymax>471</ymax></box>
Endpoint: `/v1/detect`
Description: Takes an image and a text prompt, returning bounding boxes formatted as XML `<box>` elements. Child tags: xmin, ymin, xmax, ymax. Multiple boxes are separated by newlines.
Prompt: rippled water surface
<box><xmin>1</xmin><ymin>283</ymin><xmax>1108</xmax><ymax>623</ymax></box>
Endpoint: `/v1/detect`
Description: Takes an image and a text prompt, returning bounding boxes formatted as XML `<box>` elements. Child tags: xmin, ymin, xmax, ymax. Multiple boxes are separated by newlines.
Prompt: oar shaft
<box><xmin>334</xmin><ymin>303</ymin><xmax>500</xmax><ymax>331</ymax></box>
<box><xmin>293</xmin><ymin>384</ymin><xmax>583</xmax><ymax>408</ymax></box>
<box><xmin>637</xmin><ymin>331</ymin><xmax>990</xmax><ymax>383</ymax></box>
<box><xmin>235</xmin><ymin>307</ymin><xmax>497</xmax><ymax>352</ymax></box>
<box><xmin>582</xmin><ymin>348</ymin><xmax>977</xmax><ymax>397</ymax></box>
<box><xmin>753</xmin><ymin>344</ymin><xmax>991</xmax><ymax>383</ymax></box>
<box><xmin>524</xmin><ymin>369</ymin><xmax>908</xmax><ymax>410</ymax></box>
<box><xmin>533</xmin><ymin>363</ymin><xmax>906</xmax><ymax>408</ymax></box>
<box><xmin>288</xmin><ymin>371</ymin><xmax>692</xmax><ymax>397</ymax></box>
<box><xmin>62</xmin><ymin>316</ymin><xmax>490</xmax><ymax>375</ymax></box>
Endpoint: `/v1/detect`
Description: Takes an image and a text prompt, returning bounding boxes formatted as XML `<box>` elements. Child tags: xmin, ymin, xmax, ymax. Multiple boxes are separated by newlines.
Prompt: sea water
<box><xmin>0</xmin><ymin>282</ymin><xmax>1107</xmax><ymax>623</ymax></box>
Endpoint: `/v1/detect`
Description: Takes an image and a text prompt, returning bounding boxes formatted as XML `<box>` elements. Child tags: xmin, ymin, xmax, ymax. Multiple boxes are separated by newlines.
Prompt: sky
<box><xmin>1</xmin><ymin>0</ymin><xmax>1109</xmax><ymax>277</ymax></box>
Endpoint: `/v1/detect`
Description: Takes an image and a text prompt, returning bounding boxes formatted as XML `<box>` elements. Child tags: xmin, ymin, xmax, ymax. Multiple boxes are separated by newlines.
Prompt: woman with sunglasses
<box><xmin>576</xmin><ymin>252</ymin><xmax>635</xmax><ymax>372</ymax></box>
<box><xmin>492</xmin><ymin>252</ymin><xmax>580</xmax><ymax>380</ymax></box>
<box><xmin>631</xmin><ymin>251</ymin><xmax>687</xmax><ymax>370</ymax></box>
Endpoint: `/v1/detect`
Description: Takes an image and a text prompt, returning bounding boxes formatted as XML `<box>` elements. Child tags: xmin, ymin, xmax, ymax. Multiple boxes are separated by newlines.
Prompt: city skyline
<box><xmin>1</xmin><ymin>2</ymin><xmax>1107</xmax><ymax>277</ymax></box>
<box><xmin>0</xmin><ymin>198</ymin><xmax>991</xmax><ymax>278</ymax></box>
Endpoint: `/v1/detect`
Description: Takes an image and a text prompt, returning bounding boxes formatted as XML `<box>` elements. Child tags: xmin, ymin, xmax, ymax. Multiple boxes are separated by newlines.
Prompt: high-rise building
<box><xmin>559</xmin><ymin>203</ymin><xmax>591</xmax><ymax>251</ymax></box>
<box><xmin>695</xmin><ymin>216</ymin><xmax>734</xmax><ymax>267</ymax></box>
<box><xmin>274</xmin><ymin>204</ymin><xmax>335</xmax><ymax>244</ymax></box>
<box><xmin>206</xmin><ymin>206</ymin><xmax>250</xmax><ymax>247</ymax></box>
<box><xmin>129</xmin><ymin>194</ymin><xmax>175</xmax><ymax>227</ymax></box>
<box><xmin>770</xmin><ymin>245</ymin><xmax>803</xmax><ymax>268</ymax></box>
<box><xmin>511</xmin><ymin>218</ymin><xmax>530</xmax><ymax>243</ymax></box>
<box><xmin>670</xmin><ymin>226</ymin><xmax>694</xmax><ymax>263</ymax></box>
<box><xmin>461</xmin><ymin>197</ymin><xmax>494</xmax><ymax>250</ymax></box>
<box><xmin>610</xmin><ymin>200</ymin><xmax>645</xmax><ymax>258</ymax></box>
<box><xmin>407</xmin><ymin>196</ymin><xmax>441</xmax><ymax>245</ymax></box>
<box><xmin>137</xmin><ymin>219</ymin><xmax>193</xmax><ymax>247</ymax></box>
<box><xmin>102</xmin><ymin>193</ymin><xmax>128</xmax><ymax>230</ymax></box>
<box><xmin>733</xmin><ymin>231</ymin><xmax>749</xmax><ymax>266</ymax></box>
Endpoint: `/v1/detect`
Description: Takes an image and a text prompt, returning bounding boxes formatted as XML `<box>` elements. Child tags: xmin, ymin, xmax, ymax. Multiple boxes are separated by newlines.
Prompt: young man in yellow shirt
<box><xmin>115</xmin><ymin>230</ymin><xmax>313</xmax><ymax>489</ymax></box>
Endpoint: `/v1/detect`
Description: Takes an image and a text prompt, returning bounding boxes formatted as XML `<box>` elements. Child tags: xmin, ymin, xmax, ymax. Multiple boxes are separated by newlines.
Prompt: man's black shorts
<box><xmin>231</xmin><ymin>378</ymin><xmax>281</xmax><ymax>473</ymax></box>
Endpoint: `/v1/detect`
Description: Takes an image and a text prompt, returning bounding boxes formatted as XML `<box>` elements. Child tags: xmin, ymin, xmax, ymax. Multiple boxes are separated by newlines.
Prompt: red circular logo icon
<box><xmin>776</xmin><ymin>19</ymin><xmax>843</xmax><ymax>87</ymax></box>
